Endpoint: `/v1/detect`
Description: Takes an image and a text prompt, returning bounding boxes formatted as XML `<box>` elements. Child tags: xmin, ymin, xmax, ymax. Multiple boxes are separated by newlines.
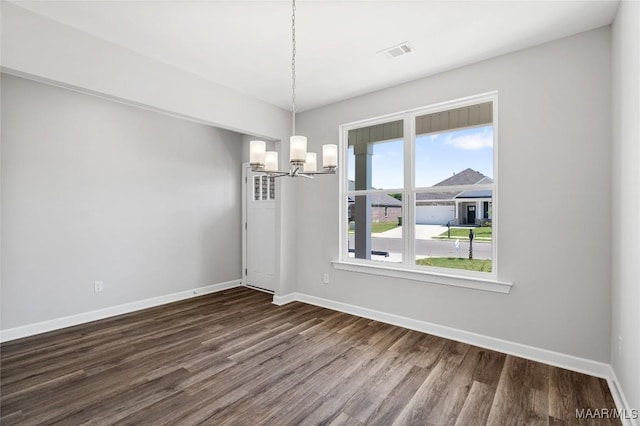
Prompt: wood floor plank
<box><xmin>454</xmin><ymin>380</ymin><xmax>496</xmax><ymax>426</ymax></box>
<box><xmin>213</xmin><ymin>346</ymin><xmax>361</xmax><ymax>425</ymax></box>
<box><xmin>364</xmin><ymin>365</ymin><xmax>432</xmax><ymax>425</ymax></box>
<box><xmin>329</xmin><ymin>412</ymin><xmax>364</xmax><ymax>426</ymax></box>
<box><xmin>402</xmin><ymin>332</ymin><xmax>451</xmax><ymax>369</ymax></box>
<box><xmin>472</xmin><ymin>348</ymin><xmax>507</xmax><ymax>387</ymax></box>
<box><xmin>285</xmin><ymin>347</ymin><xmax>392</xmax><ymax>425</ymax></box>
<box><xmin>486</xmin><ymin>356</ymin><xmax>550</xmax><ymax>426</ymax></box>
<box><xmin>342</xmin><ymin>353</ymin><xmax>414</xmax><ymax>423</ymax></box>
<box><xmin>390</xmin><ymin>342</ymin><xmax>478</xmax><ymax>426</ymax></box>
<box><xmin>550</xmin><ymin>366</ymin><xmax>579</xmax><ymax>421</ymax></box>
<box><xmin>0</xmin><ymin>287</ymin><xmax>622</xmax><ymax>425</ymax></box>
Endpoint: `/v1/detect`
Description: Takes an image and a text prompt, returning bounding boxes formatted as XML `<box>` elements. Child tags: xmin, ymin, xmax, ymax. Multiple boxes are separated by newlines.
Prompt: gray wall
<box><xmin>2</xmin><ymin>1</ymin><xmax>299</xmax><ymax>302</ymax></box>
<box><xmin>1</xmin><ymin>74</ymin><xmax>243</xmax><ymax>329</ymax></box>
<box><xmin>296</xmin><ymin>27</ymin><xmax>612</xmax><ymax>362</ymax></box>
<box><xmin>612</xmin><ymin>0</ymin><xmax>640</xmax><ymax>412</ymax></box>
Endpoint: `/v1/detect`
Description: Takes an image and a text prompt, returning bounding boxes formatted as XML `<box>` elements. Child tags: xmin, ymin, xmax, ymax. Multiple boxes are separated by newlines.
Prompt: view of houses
<box><xmin>346</xmin><ymin>168</ymin><xmax>493</xmax><ymax>272</ymax></box>
<box><xmin>348</xmin><ymin>168</ymin><xmax>492</xmax><ymax>226</ymax></box>
<box><xmin>416</xmin><ymin>168</ymin><xmax>492</xmax><ymax>226</ymax></box>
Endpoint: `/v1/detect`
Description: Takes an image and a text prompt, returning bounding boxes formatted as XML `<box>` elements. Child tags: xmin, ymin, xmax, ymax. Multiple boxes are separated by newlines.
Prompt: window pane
<box><xmin>347</xmin><ymin>120</ymin><xmax>404</xmax><ymax>190</ymax></box>
<box><xmin>347</xmin><ymin>194</ymin><xmax>403</xmax><ymax>263</ymax></box>
<box><xmin>415</xmin><ymin>125</ymin><xmax>493</xmax><ymax>188</ymax></box>
<box><xmin>415</xmin><ymin>194</ymin><xmax>492</xmax><ymax>273</ymax></box>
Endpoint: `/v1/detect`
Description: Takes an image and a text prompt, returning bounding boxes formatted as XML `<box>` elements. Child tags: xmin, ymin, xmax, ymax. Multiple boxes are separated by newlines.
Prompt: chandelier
<box><xmin>249</xmin><ymin>0</ymin><xmax>337</xmax><ymax>178</ymax></box>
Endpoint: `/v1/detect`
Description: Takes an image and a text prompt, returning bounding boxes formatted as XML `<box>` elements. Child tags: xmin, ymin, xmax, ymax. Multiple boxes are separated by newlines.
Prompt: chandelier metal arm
<box><xmin>261</xmin><ymin>168</ymin><xmax>315</xmax><ymax>179</ymax></box>
<box><xmin>301</xmin><ymin>169</ymin><xmax>337</xmax><ymax>175</ymax></box>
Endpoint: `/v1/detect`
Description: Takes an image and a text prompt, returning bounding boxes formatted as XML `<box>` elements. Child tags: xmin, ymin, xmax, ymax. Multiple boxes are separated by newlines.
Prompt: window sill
<box><xmin>331</xmin><ymin>260</ymin><xmax>512</xmax><ymax>294</ymax></box>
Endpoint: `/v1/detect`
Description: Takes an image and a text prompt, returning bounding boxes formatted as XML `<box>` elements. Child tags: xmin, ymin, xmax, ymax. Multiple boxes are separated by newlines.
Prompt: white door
<box><xmin>243</xmin><ymin>167</ymin><xmax>277</xmax><ymax>292</ymax></box>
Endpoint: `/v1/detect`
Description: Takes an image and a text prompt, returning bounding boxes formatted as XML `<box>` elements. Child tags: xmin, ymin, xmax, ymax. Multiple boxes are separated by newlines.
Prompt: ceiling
<box><xmin>10</xmin><ymin>1</ymin><xmax>619</xmax><ymax>112</ymax></box>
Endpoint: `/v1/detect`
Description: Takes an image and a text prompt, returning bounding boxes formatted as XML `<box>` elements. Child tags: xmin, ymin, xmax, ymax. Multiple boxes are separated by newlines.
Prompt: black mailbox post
<box><xmin>468</xmin><ymin>228</ymin><xmax>475</xmax><ymax>259</ymax></box>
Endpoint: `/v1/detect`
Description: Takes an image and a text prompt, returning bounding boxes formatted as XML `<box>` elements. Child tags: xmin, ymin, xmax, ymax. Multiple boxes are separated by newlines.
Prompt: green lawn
<box><xmin>371</xmin><ymin>222</ymin><xmax>400</xmax><ymax>233</ymax></box>
<box><xmin>416</xmin><ymin>257</ymin><xmax>492</xmax><ymax>272</ymax></box>
<box><xmin>436</xmin><ymin>227</ymin><xmax>492</xmax><ymax>240</ymax></box>
<box><xmin>349</xmin><ymin>223</ymin><xmax>400</xmax><ymax>234</ymax></box>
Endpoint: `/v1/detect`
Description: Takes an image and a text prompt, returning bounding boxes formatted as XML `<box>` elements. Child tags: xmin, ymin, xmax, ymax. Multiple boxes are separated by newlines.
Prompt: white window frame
<box><xmin>333</xmin><ymin>91</ymin><xmax>512</xmax><ymax>294</ymax></box>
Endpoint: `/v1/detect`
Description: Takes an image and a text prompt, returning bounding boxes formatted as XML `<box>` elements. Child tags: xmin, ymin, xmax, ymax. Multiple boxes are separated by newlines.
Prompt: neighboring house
<box><xmin>348</xmin><ymin>181</ymin><xmax>402</xmax><ymax>224</ymax></box>
<box><xmin>416</xmin><ymin>168</ymin><xmax>492</xmax><ymax>225</ymax></box>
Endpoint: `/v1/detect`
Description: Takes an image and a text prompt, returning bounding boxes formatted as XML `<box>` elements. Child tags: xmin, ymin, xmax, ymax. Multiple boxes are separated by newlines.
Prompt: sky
<box><xmin>348</xmin><ymin>125</ymin><xmax>494</xmax><ymax>190</ymax></box>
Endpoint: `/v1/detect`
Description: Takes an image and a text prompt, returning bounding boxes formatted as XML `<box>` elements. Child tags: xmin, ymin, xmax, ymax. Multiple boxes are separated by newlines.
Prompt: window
<box><xmin>346</xmin><ymin>120</ymin><xmax>404</xmax><ymax>264</ymax></box>
<box><xmin>253</xmin><ymin>175</ymin><xmax>275</xmax><ymax>201</ymax></box>
<box><xmin>339</xmin><ymin>93</ymin><xmax>498</xmax><ymax>282</ymax></box>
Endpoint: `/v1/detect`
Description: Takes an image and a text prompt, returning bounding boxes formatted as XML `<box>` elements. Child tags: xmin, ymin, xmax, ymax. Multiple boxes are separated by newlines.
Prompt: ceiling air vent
<box><xmin>379</xmin><ymin>42</ymin><xmax>414</xmax><ymax>59</ymax></box>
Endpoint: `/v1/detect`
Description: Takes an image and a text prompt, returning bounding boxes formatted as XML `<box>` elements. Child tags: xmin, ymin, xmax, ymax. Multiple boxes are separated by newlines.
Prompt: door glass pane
<box><xmin>268</xmin><ymin>176</ymin><xmax>276</xmax><ymax>200</ymax></box>
<box><xmin>253</xmin><ymin>176</ymin><xmax>261</xmax><ymax>201</ymax></box>
<box><xmin>347</xmin><ymin>194</ymin><xmax>403</xmax><ymax>263</ymax></box>
<box><xmin>261</xmin><ymin>176</ymin><xmax>268</xmax><ymax>200</ymax></box>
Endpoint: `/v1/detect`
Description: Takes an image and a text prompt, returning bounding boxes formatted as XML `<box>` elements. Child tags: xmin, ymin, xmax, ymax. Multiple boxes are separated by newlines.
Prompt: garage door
<box><xmin>416</xmin><ymin>205</ymin><xmax>455</xmax><ymax>225</ymax></box>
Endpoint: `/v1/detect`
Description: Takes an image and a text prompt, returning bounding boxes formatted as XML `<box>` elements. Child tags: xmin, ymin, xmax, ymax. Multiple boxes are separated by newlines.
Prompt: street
<box><xmin>347</xmin><ymin>235</ymin><xmax>492</xmax><ymax>260</ymax></box>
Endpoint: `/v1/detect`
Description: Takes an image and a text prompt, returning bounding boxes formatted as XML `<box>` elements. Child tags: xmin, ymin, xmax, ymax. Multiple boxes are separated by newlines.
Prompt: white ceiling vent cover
<box><xmin>379</xmin><ymin>42</ymin><xmax>414</xmax><ymax>59</ymax></box>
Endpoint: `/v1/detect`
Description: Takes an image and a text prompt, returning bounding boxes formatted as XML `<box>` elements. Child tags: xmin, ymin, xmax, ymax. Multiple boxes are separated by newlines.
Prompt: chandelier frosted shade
<box><xmin>303</xmin><ymin>152</ymin><xmax>317</xmax><ymax>172</ymax></box>
<box><xmin>290</xmin><ymin>135</ymin><xmax>307</xmax><ymax>163</ymax></box>
<box><xmin>264</xmin><ymin>151</ymin><xmax>279</xmax><ymax>172</ymax></box>
<box><xmin>249</xmin><ymin>140</ymin><xmax>266</xmax><ymax>167</ymax></box>
<box><xmin>323</xmin><ymin>144</ymin><xmax>338</xmax><ymax>170</ymax></box>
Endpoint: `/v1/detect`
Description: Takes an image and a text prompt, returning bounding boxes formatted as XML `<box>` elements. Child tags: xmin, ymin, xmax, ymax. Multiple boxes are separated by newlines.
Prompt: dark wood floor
<box><xmin>1</xmin><ymin>287</ymin><xmax>619</xmax><ymax>425</ymax></box>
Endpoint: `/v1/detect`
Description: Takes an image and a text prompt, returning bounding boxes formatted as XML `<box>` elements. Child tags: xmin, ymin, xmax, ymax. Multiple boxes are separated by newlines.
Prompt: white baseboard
<box><xmin>273</xmin><ymin>292</ymin><xmax>612</xmax><ymax>379</ymax></box>
<box><xmin>0</xmin><ymin>279</ymin><xmax>243</xmax><ymax>343</ymax></box>
<box><xmin>272</xmin><ymin>293</ymin><xmax>299</xmax><ymax>306</ymax></box>
<box><xmin>607</xmin><ymin>366</ymin><xmax>639</xmax><ymax>426</ymax></box>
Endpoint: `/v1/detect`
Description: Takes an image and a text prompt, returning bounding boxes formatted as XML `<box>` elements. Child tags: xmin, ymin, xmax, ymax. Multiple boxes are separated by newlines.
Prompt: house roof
<box><xmin>347</xmin><ymin>194</ymin><xmax>402</xmax><ymax>207</ymax></box>
<box><xmin>417</xmin><ymin>168</ymin><xmax>492</xmax><ymax>202</ymax></box>
<box><xmin>348</xmin><ymin>181</ymin><xmax>402</xmax><ymax>207</ymax></box>
<box><xmin>348</xmin><ymin>170</ymin><xmax>490</xmax><ymax>205</ymax></box>
<box><xmin>433</xmin><ymin>168</ymin><xmax>493</xmax><ymax>187</ymax></box>
<box><xmin>416</xmin><ymin>191</ymin><xmax>459</xmax><ymax>201</ymax></box>
<box><xmin>456</xmin><ymin>189</ymin><xmax>493</xmax><ymax>199</ymax></box>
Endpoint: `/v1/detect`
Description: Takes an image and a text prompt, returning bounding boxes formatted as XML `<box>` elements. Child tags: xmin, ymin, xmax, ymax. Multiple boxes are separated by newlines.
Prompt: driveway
<box><xmin>374</xmin><ymin>224</ymin><xmax>447</xmax><ymax>240</ymax></box>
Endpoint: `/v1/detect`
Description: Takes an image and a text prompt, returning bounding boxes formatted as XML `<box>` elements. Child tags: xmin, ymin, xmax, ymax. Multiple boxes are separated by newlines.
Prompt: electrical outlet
<box><xmin>618</xmin><ymin>336</ymin><xmax>623</xmax><ymax>356</ymax></box>
<box><xmin>94</xmin><ymin>281</ymin><xmax>104</xmax><ymax>293</ymax></box>
<box><xmin>323</xmin><ymin>273</ymin><xmax>329</xmax><ymax>284</ymax></box>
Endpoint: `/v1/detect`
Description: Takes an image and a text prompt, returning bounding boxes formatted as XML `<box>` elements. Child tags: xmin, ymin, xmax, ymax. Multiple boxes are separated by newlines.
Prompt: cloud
<box><xmin>445</xmin><ymin>131</ymin><xmax>493</xmax><ymax>150</ymax></box>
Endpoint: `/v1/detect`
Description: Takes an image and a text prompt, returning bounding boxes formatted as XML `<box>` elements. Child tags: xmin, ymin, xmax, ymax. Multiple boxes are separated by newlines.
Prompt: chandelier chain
<box><xmin>291</xmin><ymin>0</ymin><xmax>297</xmax><ymax>135</ymax></box>
<box><xmin>247</xmin><ymin>0</ymin><xmax>336</xmax><ymax>178</ymax></box>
